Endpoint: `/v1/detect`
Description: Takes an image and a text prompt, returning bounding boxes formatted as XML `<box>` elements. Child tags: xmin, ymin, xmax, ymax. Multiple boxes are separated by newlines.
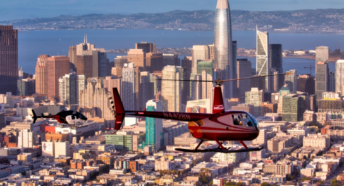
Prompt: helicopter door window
<box><xmin>241</xmin><ymin>114</ymin><xmax>254</xmax><ymax>127</ymax></box>
<box><xmin>232</xmin><ymin>114</ymin><xmax>243</xmax><ymax>126</ymax></box>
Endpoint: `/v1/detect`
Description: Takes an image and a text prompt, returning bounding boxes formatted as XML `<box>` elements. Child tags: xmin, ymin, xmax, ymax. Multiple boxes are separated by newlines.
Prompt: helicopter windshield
<box><xmin>246</xmin><ymin>112</ymin><xmax>259</xmax><ymax>129</ymax></box>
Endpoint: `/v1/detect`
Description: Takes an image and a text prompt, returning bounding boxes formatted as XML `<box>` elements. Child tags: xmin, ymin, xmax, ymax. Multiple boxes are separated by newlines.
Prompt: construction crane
<box><xmin>13</xmin><ymin>94</ymin><xmax>47</xmax><ymax>107</ymax></box>
<box><xmin>304</xmin><ymin>65</ymin><xmax>315</xmax><ymax>75</ymax></box>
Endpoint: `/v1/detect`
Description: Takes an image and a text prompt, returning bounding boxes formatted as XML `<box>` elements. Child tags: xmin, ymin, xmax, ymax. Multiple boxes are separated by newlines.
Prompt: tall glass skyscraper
<box><xmin>256</xmin><ymin>29</ymin><xmax>270</xmax><ymax>91</ymax></box>
<box><xmin>214</xmin><ymin>0</ymin><xmax>234</xmax><ymax>98</ymax></box>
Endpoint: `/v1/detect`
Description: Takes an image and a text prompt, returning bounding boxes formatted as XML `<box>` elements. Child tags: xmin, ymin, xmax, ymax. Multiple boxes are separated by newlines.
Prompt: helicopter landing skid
<box><xmin>175</xmin><ymin>147</ymin><xmax>263</xmax><ymax>153</ymax></box>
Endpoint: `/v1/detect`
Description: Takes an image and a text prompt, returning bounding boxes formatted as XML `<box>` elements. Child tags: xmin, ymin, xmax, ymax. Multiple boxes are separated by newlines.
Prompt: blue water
<box><xmin>19</xmin><ymin>29</ymin><xmax>343</xmax><ymax>74</ymax></box>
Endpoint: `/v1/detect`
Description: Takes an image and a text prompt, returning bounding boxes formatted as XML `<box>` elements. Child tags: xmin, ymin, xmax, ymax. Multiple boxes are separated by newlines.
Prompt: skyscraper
<box><xmin>46</xmin><ymin>56</ymin><xmax>70</xmax><ymax>99</ymax></box>
<box><xmin>192</xmin><ymin>45</ymin><xmax>210</xmax><ymax>74</ymax></box>
<box><xmin>297</xmin><ymin>74</ymin><xmax>315</xmax><ymax>95</ymax></box>
<box><xmin>315</xmin><ymin>46</ymin><xmax>329</xmax><ymax>62</ymax></box>
<box><xmin>335</xmin><ymin>59</ymin><xmax>344</xmax><ymax>94</ymax></box>
<box><xmin>79</xmin><ymin>77</ymin><xmax>114</xmax><ymax>120</ymax></box>
<box><xmin>285</xmin><ymin>69</ymin><xmax>297</xmax><ymax>93</ymax></box>
<box><xmin>35</xmin><ymin>55</ymin><xmax>49</xmax><ymax>95</ymax></box>
<box><xmin>315</xmin><ymin>62</ymin><xmax>329</xmax><ymax>99</ymax></box>
<box><xmin>237</xmin><ymin>59</ymin><xmax>252</xmax><ymax>102</ymax></box>
<box><xmin>59</xmin><ymin>72</ymin><xmax>85</xmax><ymax>105</ymax></box>
<box><xmin>140</xmin><ymin>71</ymin><xmax>154</xmax><ymax>111</ymax></box>
<box><xmin>135</xmin><ymin>42</ymin><xmax>156</xmax><ymax>53</ymax></box>
<box><xmin>163</xmin><ymin>54</ymin><xmax>180</xmax><ymax>66</ymax></box>
<box><xmin>144</xmin><ymin>99</ymin><xmax>163</xmax><ymax>151</ymax></box>
<box><xmin>17</xmin><ymin>78</ymin><xmax>35</xmax><ymax>96</ymax></box>
<box><xmin>161</xmin><ymin>66</ymin><xmax>183</xmax><ymax>112</ymax></box>
<box><xmin>122</xmin><ymin>63</ymin><xmax>137</xmax><ymax>110</ymax></box>
<box><xmin>0</xmin><ymin>26</ymin><xmax>18</xmax><ymax>94</ymax></box>
<box><xmin>214</xmin><ymin>0</ymin><xmax>233</xmax><ymax>98</ymax></box>
<box><xmin>256</xmin><ymin>29</ymin><xmax>270</xmax><ymax>91</ymax></box>
<box><xmin>329</xmin><ymin>71</ymin><xmax>335</xmax><ymax>92</ymax></box>
<box><xmin>269</xmin><ymin>44</ymin><xmax>283</xmax><ymax>90</ymax></box>
<box><xmin>114</xmin><ymin>56</ymin><xmax>128</xmax><ymax>68</ymax></box>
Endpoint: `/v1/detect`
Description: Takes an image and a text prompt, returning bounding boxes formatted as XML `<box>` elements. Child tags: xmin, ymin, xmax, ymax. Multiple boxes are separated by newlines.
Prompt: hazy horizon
<box><xmin>1</xmin><ymin>0</ymin><xmax>344</xmax><ymax>21</ymax></box>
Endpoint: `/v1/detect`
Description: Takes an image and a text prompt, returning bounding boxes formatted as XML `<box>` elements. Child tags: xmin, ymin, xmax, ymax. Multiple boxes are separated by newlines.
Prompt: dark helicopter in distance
<box><xmin>32</xmin><ymin>109</ymin><xmax>87</xmax><ymax>125</ymax></box>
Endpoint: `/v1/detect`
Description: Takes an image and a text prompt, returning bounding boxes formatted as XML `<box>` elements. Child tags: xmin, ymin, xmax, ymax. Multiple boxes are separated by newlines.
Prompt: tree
<box><xmin>287</xmin><ymin>174</ymin><xmax>294</xmax><ymax>181</ymax></box>
<box><xmin>236</xmin><ymin>182</ymin><xmax>244</xmax><ymax>186</ymax></box>
<box><xmin>225</xmin><ymin>182</ymin><xmax>235</xmax><ymax>186</ymax></box>
<box><xmin>330</xmin><ymin>179</ymin><xmax>342</xmax><ymax>186</ymax></box>
<box><xmin>301</xmin><ymin>177</ymin><xmax>310</xmax><ymax>182</ymax></box>
<box><xmin>261</xmin><ymin>183</ymin><xmax>270</xmax><ymax>186</ymax></box>
<box><xmin>201</xmin><ymin>176</ymin><xmax>208</xmax><ymax>183</ymax></box>
<box><xmin>209</xmin><ymin>181</ymin><xmax>213</xmax><ymax>186</ymax></box>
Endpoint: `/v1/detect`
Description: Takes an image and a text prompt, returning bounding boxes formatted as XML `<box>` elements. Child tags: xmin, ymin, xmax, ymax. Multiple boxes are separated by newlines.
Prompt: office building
<box><xmin>282</xmin><ymin>93</ymin><xmax>307</xmax><ymax>121</ymax></box>
<box><xmin>59</xmin><ymin>72</ymin><xmax>85</xmax><ymax>105</ymax></box>
<box><xmin>256</xmin><ymin>29</ymin><xmax>270</xmax><ymax>91</ymax></box>
<box><xmin>237</xmin><ymin>59</ymin><xmax>251</xmax><ymax>102</ymax></box>
<box><xmin>71</xmin><ymin>35</ymin><xmax>109</xmax><ymax>78</ymax></box>
<box><xmin>271</xmin><ymin>69</ymin><xmax>279</xmax><ymax>92</ymax></box>
<box><xmin>298</xmin><ymin>74</ymin><xmax>315</xmax><ymax>95</ymax></box>
<box><xmin>106</xmin><ymin>132</ymin><xmax>145</xmax><ymax>152</ymax></box>
<box><xmin>35</xmin><ymin>55</ymin><xmax>50</xmax><ymax>95</ymax></box>
<box><xmin>114</xmin><ymin>56</ymin><xmax>127</xmax><ymax>68</ymax></box>
<box><xmin>68</xmin><ymin>46</ymin><xmax>77</xmax><ymax>64</ymax></box>
<box><xmin>163</xmin><ymin>53</ymin><xmax>180</xmax><ymax>66</ymax></box>
<box><xmin>267</xmin><ymin>135</ymin><xmax>293</xmax><ymax>153</ymax></box>
<box><xmin>336</xmin><ymin>60</ymin><xmax>344</xmax><ymax>94</ymax></box>
<box><xmin>18</xmin><ymin>129</ymin><xmax>34</xmax><ymax>148</ymax></box>
<box><xmin>208</xmin><ymin>44</ymin><xmax>215</xmax><ymax>60</ymax></box>
<box><xmin>329</xmin><ymin>71</ymin><xmax>335</xmax><ymax>92</ymax></box>
<box><xmin>269</xmin><ymin>44</ymin><xmax>283</xmax><ymax>91</ymax></box>
<box><xmin>201</xmin><ymin>70</ymin><xmax>213</xmax><ymax>100</ymax></box>
<box><xmin>182</xmin><ymin>56</ymin><xmax>192</xmax><ymax>101</ymax></box>
<box><xmin>190</xmin><ymin>74</ymin><xmax>202</xmax><ymax>100</ymax></box>
<box><xmin>150</xmin><ymin>73</ymin><xmax>161</xmax><ymax>97</ymax></box>
<box><xmin>245</xmin><ymin>87</ymin><xmax>271</xmax><ymax>117</ymax></box>
<box><xmin>315</xmin><ymin>46</ymin><xmax>329</xmax><ymax>62</ymax></box>
<box><xmin>103</xmin><ymin>76</ymin><xmax>122</xmax><ymax>96</ymax></box>
<box><xmin>17</xmin><ymin>78</ymin><xmax>35</xmax><ymax>96</ymax></box>
<box><xmin>315</xmin><ymin>62</ymin><xmax>329</xmax><ymax>99</ymax></box>
<box><xmin>250</xmin><ymin>75</ymin><xmax>265</xmax><ymax>90</ymax></box>
<box><xmin>139</xmin><ymin>71</ymin><xmax>154</xmax><ymax>110</ymax></box>
<box><xmin>214</xmin><ymin>0</ymin><xmax>234</xmax><ymax>98</ymax></box>
<box><xmin>146</xmin><ymin>52</ymin><xmax>163</xmax><ymax>72</ymax></box>
<box><xmin>128</xmin><ymin>49</ymin><xmax>145</xmax><ymax>71</ymax></box>
<box><xmin>76</xmin><ymin>55</ymin><xmax>93</xmax><ymax>80</ymax></box>
<box><xmin>277</xmin><ymin>85</ymin><xmax>290</xmax><ymax>114</ymax></box>
<box><xmin>192</xmin><ymin>45</ymin><xmax>210</xmax><ymax>74</ymax></box>
<box><xmin>161</xmin><ymin>66</ymin><xmax>183</xmax><ymax>112</ymax></box>
<box><xmin>45</xmin><ymin>56</ymin><xmax>70</xmax><ymax>99</ymax></box>
<box><xmin>79</xmin><ymin>77</ymin><xmax>115</xmax><ymax>120</ymax></box>
<box><xmin>54</xmin><ymin>141</ymin><xmax>70</xmax><ymax>158</ymax></box>
<box><xmin>144</xmin><ymin>100</ymin><xmax>163</xmax><ymax>151</ymax></box>
<box><xmin>285</xmin><ymin>69</ymin><xmax>297</xmax><ymax>93</ymax></box>
<box><xmin>135</xmin><ymin>42</ymin><xmax>156</xmax><ymax>53</ymax></box>
<box><xmin>303</xmin><ymin>134</ymin><xmax>330</xmax><ymax>149</ymax></box>
<box><xmin>111</xmin><ymin>67</ymin><xmax>122</xmax><ymax>78</ymax></box>
<box><xmin>0</xmin><ymin>26</ymin><xmax>18</xmax><ymax>94</ymax></box>
<box><xmin>122</xmin><ymin>63</ymin><xmax>137</xmax><ymax>110</ymax></box>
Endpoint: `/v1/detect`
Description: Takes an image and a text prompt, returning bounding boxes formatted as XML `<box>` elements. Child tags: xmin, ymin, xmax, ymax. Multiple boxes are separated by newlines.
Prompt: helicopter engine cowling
<box><xmin>188</xmin><ymin>120</ymin><xmax>204</xmax><ymax>139</ymax></box>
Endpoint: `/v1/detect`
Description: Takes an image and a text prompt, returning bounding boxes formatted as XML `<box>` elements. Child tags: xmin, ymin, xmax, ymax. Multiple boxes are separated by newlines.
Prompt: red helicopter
<box><xmin>110</xmin><ymin>73</ymin><xmax>290</xmax><ymax>153</ymax></box>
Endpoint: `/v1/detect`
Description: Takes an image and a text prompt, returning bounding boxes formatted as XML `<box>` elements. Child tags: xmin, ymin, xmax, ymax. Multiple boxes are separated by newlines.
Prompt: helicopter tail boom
<box><xmin>112</xmin><ymin>88</ymin><xmax>125</xmax><ymax>130</ymax></box>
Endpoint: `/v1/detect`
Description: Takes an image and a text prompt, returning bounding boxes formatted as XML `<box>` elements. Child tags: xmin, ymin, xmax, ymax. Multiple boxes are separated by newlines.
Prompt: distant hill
<box><xmin>2</xmin><ymin>9</ymin><xmax>344</xmax><ymax>33</ymax></box>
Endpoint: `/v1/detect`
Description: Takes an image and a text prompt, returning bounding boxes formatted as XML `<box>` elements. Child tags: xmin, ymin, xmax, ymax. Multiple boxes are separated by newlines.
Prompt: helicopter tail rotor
<box><xmin>32</xmin><ymin>110</ymin><xmax>38</xmax><ymax>123</ymax></box>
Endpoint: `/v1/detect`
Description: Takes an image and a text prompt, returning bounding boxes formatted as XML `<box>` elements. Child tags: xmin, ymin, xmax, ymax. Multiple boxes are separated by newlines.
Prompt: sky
<box><xmin>0</xmin><ymin>0</ymin><xmax>344</xmax><ymax>21</ymax></box>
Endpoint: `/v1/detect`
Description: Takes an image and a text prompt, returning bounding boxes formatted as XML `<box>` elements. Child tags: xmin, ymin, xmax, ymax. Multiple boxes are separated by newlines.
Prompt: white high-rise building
<box><xmin>335</xmin><ymin>60</ymin><xmax>344</xmax><ymax>94</ymax></box>
<box><xmin>18</xmin><ymin>129</ymin><xmax>34</xmax><ymax>148</ymax></box>
<box><xmin>192</xmin><ymin>45</ymin><xmax>210</xmax><ymax>74</ymax></box>
<box><xmin>54</xmin><ymin>141</ymin><xmax>70</xmax><ymax>158</ymax></box>
<box><xmin>59</xmin><ymin>72</ymin><xmax>85</xmax><ymax>104</ymax></box>
<box><xmin>145</xmin><ymin>100</ymin><xmax>163</xmax><ymax>151</ymax></box>
<box><xmin>161</xmin><ymin>66</ymin><xmax>183</xmax><ymax>112</ymax></box>
<box><xmin>122</xmin><ymin>63</ymin><xmax>136</xmax><ymax>110</ymax></box>
<box><xmin>315</xmin><ymin>46</ymin><xmax>329</xmax><ymax>62</ymax></box>
<box><xmin>285</xmin><ymin>69</ymin><xmax>297</xmax><ymax>93</ymax></box>
<box><xmin>256</xmin><ymin>29</ymin><xmax>271</xmax><ymax>91</ymax></box>
<box><xmin>201</xmin><ymin>70</ymin><xmax>213</xmax><ymax>99</ymax></box>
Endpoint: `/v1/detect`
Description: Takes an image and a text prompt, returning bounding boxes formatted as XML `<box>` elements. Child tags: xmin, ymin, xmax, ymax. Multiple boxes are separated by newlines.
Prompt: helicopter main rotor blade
<box><xmin>157</xmin><ymin>72</ymin><xmax>292</xmax><ymax>84</ymax></box>
<box><xmin>221</xmin><ymin>72</ymin><xmax>292</xmax><ymax>82</ymax></box>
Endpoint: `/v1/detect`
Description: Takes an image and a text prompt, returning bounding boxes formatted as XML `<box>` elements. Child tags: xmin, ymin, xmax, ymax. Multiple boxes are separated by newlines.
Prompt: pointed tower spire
<box><xmin>84</xmin><ymin>34</ymin><xmax>86</xmax><ymax>44</ymax></box>
<box><xmin>216</xmin><ymin>0</ymin><xmax>229</xmax><ymax>9</ymax></box>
